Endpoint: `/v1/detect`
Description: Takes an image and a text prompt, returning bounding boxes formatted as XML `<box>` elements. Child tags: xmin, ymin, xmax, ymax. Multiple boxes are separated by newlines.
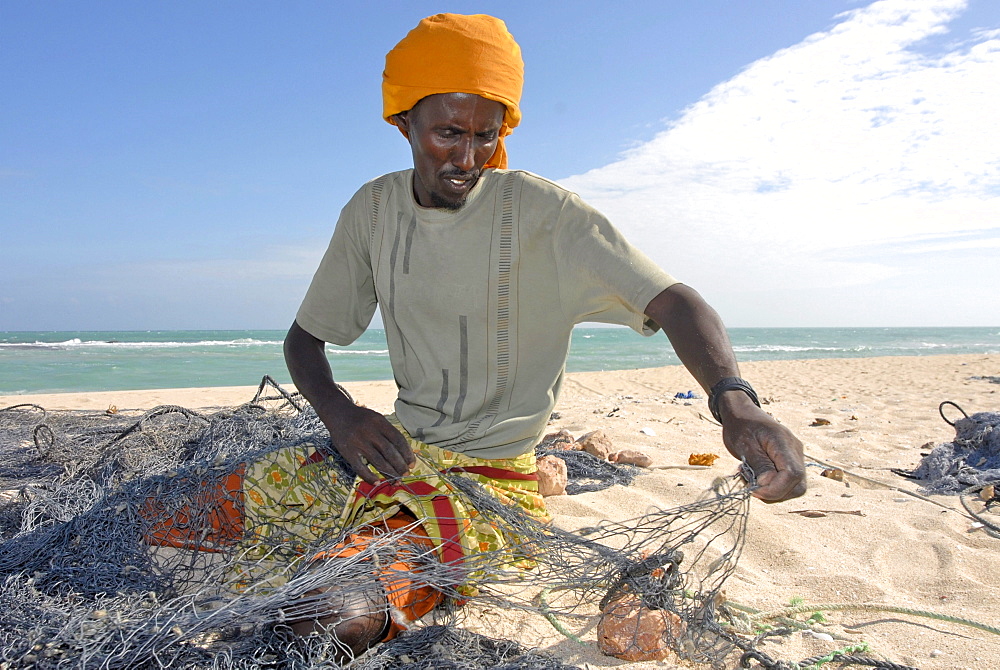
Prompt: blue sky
<box><xmin>2</xmin><ymin>0</ymin><xmax>999</xmax><ymax>330</ymax></box>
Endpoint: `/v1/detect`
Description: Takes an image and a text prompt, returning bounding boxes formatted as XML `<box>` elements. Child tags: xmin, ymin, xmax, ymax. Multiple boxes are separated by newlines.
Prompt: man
<box><xmin>283</xmin><ymin>13</ymin><xmax>805</xmax><ymax>657</ymax></box>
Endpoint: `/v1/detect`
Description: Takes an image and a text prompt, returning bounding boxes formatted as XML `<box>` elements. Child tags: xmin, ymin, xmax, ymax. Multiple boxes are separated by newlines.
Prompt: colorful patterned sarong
<box><xmin>241</xmin><ymin>416</ymin><xmax>549</xmax><ymax>583</ymax></box>
<box><xmin>143</xmin><ymin>415</ymin><xmax>550</xmax><ymax>628</ymax></box>
<box><xmin>339</xmin><ymin>418</ymin><xmax>550</xmax><ymax>571</ymax></box>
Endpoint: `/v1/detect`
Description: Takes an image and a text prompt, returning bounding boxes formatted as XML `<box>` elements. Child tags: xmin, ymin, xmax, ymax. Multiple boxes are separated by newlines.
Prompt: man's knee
<box><xmin>286</xmin><ymin>581</ymin><xmax>390</xmax><ymax>654</ymax></box>
<box><xmin>285</xmin><ymin>514</ymin><xmax>446</xmax><ymax>650</ymax></box>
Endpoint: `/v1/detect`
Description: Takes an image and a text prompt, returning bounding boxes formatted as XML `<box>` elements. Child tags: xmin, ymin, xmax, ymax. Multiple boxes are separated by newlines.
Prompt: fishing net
<box><xmin>897</xmin><ymin>403</ymin><xmax>1000</xmax><ymax>495</ymax></box>
<box><xmin>534</xmin><ymin>445</ymin><xmax>639</xmax><ymax>495</ymax></box>
<box><xmin>0</xmin><ymin>378</ymin><xmax>753</xmax><ymax>669</ymax></box>
<box><xmin>354</xmin><ymin>625</ymin><xmax>584</xmax><ymax>670</ymax></box>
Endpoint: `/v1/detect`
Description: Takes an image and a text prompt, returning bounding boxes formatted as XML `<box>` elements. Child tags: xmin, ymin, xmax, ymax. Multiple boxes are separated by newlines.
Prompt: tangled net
<box><xmin>534</xmin><ymin>442</ymin><xmax>639</xmax><ymax>495</ymax></box>
<box><xmin>0</xmin><ymin>378</ymin><xmax>753</xmax><ymax>669</ymax></box>
<box><xmin>897</xmin><ymin>402</ymin><xmax>1000</xmax><ymax>495</ymax></box>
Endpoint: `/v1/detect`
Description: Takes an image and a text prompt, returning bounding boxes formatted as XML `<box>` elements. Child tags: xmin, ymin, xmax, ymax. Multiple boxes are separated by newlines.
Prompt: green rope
<box><xmin>723</xmin><ymin>600</ymin><xmax>852</xmax><ymax>640</ymax></box>
<box><xmin>537</xmin><ymin>586</ymin><xmax>1000</xmax><ymax>660</ymax></box>
<box><xmin>750</xmin><ymin>602</ymin><xmax>1000</xmax><ymax>636</ymax></box>
<box><xmin>537</xmin><ymin>587</ymin><xmax>586</xmax><ymax>644</ymax></box>
<box><xmin>801</xmin><ymin>643</ymin><xmax>870</xmax><ymax>670</ymax></box>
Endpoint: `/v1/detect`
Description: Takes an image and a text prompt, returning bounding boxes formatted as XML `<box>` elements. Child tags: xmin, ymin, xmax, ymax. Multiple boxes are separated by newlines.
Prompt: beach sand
<box><xmin>2</xmin><ymin>353</ymin><xmax>999</xmax><ymax>669</ymax></box>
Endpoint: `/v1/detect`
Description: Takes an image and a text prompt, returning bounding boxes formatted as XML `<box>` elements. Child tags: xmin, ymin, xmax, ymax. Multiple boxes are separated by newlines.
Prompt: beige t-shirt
<box><xmin>297</xmin><ymin>169</ymin><xmax>677</xmax><ymax>458</ymax></box>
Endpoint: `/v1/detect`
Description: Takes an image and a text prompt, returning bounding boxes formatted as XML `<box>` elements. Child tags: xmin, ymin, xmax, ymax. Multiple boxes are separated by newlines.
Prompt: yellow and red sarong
<box><xmin>142</xmin><ymin>415</ymin><xmax>550</xmax><ymax>635</ymax></box>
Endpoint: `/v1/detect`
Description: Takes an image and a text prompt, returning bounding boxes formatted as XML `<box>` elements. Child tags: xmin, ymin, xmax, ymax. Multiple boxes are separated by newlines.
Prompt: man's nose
<box><xmin>451</xmin><ymin>136</ymin><xmax>475</xmax><ymax>172</ymax></box>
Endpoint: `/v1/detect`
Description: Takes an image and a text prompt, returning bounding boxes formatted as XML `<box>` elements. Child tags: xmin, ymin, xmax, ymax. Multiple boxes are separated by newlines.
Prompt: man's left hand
<box><xmin>717</xmin><ymin>392</ymin><xmax>806</xmax><ymax>502</ymax></box>
<box><xmin>642</xmin><ymin>284</ymin><xmax>807</xmax><ymax>502</ymax></box>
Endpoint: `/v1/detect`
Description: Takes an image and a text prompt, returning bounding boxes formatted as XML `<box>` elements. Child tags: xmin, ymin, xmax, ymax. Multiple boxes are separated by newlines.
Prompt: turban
<box><xmin>382</xmin><ymin>13</ymin><xmax>523</xmax><ymax>170</ymax></box>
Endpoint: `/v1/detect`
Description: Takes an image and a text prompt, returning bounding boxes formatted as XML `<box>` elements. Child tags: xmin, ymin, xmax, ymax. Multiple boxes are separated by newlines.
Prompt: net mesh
<box><xmin>903</xmin><ymin>409</ymin><xmax>1000</xmax><ymax>495</ymax></box>
<box><xmin>0</xmin><ymin>379</ymin><xmax>752</xmax><ymax>669</ymax></box>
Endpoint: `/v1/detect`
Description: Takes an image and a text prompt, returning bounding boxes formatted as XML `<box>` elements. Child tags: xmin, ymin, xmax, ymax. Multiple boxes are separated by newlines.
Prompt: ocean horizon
<box><xmin>1</xmin><ymin>326</ymin><xmax>998</xmax><ymax>395</ymax></box>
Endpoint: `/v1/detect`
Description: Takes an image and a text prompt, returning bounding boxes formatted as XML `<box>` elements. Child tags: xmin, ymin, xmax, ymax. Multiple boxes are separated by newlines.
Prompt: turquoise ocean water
<box><xmin>1</xmin><ymin>327</ymin><xmax>998</xmax><ymax>395</ymax></box>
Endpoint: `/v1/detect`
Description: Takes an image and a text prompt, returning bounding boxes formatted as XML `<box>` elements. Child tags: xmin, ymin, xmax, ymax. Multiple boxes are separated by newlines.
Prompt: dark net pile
<box><xmin>355</xmin><ymin>625</ymin><xmax>583</xmax><ymax>670</ymax></box>
<box><xmin>0</xmin><ymin>380</ymin><xmax>752</xmax><ymax>669</ymax></box>
<box><xmin>534</xmin><ymin>445</ymin><xmax>639</xmax><ymax>495</ymax></box>
<box><xmin>898</xmin><ymin>406</ymin><xmax>1000</xmax><ymax>495</ymax></box>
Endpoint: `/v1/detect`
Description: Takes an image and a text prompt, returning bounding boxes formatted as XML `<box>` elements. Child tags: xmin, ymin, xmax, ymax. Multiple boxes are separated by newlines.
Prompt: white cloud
<box><xmin>561</xmin><ymin>0</ymin><xmax>1000</xmax><ymax>326</ymax></box>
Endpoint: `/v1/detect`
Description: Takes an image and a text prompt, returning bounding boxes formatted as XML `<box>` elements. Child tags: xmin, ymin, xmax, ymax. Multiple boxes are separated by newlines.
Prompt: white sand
<box><xmin>3</xmin><ymin>353</ymin><xmax>999</xmax><ymax>669</ymax></box>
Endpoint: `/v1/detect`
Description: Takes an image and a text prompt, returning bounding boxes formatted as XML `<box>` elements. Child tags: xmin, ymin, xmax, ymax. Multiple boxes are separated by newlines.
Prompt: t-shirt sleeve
<box><xmin>295</xmin><ymin>185</ymin><xmax>378</xmax><ymax>345</ymax></box>
<box><xmin>552</xmin><ymin>190</ymin><xmax>679</xmax><ymax>336</ymax></box>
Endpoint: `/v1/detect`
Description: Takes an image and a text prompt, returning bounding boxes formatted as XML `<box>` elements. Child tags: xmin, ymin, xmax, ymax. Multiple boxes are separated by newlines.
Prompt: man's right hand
<box><xmin>284</xmin><ymin>320</ymin><xmax>416</xmax><ymax>485</ymax></box>
<box><xmin>326</xmin><ymin>403</ymin><xmax>415</xmax><ymax>485</ymax></box>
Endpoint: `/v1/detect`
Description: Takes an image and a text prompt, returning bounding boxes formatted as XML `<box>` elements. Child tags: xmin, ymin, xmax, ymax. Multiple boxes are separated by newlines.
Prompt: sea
<box><xmin>1</xmin><ymin>327</ymin><xmax>998</xmax><ymax>395</ymax></box>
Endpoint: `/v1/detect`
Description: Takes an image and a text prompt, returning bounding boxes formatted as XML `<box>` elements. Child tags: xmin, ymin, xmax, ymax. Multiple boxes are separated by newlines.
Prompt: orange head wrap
<box><xmin>382</xmin><ymin>13</ymin><xmax>523</xmax><ymax>170</ymax></box>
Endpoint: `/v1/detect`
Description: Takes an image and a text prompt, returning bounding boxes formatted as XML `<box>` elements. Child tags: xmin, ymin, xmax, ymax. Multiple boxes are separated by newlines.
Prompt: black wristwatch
<box><xmin>707</xmin><ymin>377</ymin><xmax>761</xmax><ymax>423</ymax></box>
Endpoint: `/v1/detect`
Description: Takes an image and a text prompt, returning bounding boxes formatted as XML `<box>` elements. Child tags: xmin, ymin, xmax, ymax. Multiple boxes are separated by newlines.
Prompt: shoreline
<box><xmin>2</xmin><ymin>353</ymin><xmax>999</xmax><ymax>668</ymax></box>
<box><xmin>2</xmin><ymin>353</ymin><xmax>997</xmax><ymax>413</ymax></box>
<box><xmin>3</xmin><ymin>326</ymin><xmax>997</xmax><ymax>397</ymax></box>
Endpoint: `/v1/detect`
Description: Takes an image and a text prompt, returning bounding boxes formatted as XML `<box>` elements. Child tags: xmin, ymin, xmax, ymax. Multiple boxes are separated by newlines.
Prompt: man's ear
<box><xmin>392</xmin><ymin>112</ymin><xmax>411</xmax><ymax>141</ymax></box>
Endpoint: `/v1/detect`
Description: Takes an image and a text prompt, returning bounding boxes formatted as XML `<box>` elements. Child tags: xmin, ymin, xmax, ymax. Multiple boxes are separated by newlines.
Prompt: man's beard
<box><xmin>430</xmin><ymin>170</ymin><xmax>479</xmax><ymax>210</ymax></box>
<box><xmin>430</xmin><ymin>191</ymin><xmax>466</xmax><ymax>211</ymax></box>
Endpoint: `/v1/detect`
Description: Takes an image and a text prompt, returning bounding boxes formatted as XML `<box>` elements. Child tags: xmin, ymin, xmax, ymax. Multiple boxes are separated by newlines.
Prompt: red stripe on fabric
<box><xmin>303</xmin><ymin>449</ymin><xmax>326</xmax><ymax>465</ymax></box>
<box><xmin>444</xmin><ymin>466</ymin><xmax>537</xmax><ymax>481</ymax></box>
<box><xmin>356</xmin><ymin>479</ymin><xmax>439</xmax><ymax>500</ymax></box>
<box><xmin>429</xmin><ymin>494</ymin><xmax>464</xmax><ymax>565</ymax></box>
<box><xmin>353</xmin><ymin>479</ymin><xmax>465</xmax><ymax>566</ymax></box>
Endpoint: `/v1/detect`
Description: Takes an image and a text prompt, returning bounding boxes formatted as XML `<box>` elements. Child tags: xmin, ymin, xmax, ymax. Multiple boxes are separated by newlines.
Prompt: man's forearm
<box><xmin>644</xmin><ymin>284</ymin><xmax>741</xmax><ymax>391</ymax></box>
<box><xmin>283</xmin><ymin>321</ymin><xmax>356</xmax><ymax>428</ymax></box>
<box><xmin>283</xmin><ymin>320</ymin><xmax>415</xmax><ymax>482</ymax></box>
<box><xmin>644</xmin><ymin>284</ymin><xmax>762</xmax><ymax>424</ymax></box>
<box><xmin>645</xmin><ymin>283</ymin><xmax>806</xmax><ymax>501</ymax></box>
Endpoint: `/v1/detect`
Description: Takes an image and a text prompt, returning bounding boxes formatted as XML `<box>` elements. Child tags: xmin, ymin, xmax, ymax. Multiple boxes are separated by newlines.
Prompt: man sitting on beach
<box><xmin>281</xmin><ymin>12</ymin><xmax>806</xmax><ymax>657</ymax></box>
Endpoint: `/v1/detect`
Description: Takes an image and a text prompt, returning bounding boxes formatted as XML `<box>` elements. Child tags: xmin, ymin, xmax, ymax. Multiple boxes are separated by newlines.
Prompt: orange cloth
<box><xmin>382</xmin><ymin>13</ymin><xmax>523</xmax><ymax>169</ymax></box>
<box><xmin>314</xmin><ymin>511</ymin><xmax>444</xmax><ymax>641</ymax></box>
<box><xmin>142</xmin><ymin>469</ymin><xmax>246</xmax><ymax>552</ymax></box>
<box><xmin>142</xmin><ymin>469</ymin><xmax>442</xmax><ymax>641</ymax></box>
